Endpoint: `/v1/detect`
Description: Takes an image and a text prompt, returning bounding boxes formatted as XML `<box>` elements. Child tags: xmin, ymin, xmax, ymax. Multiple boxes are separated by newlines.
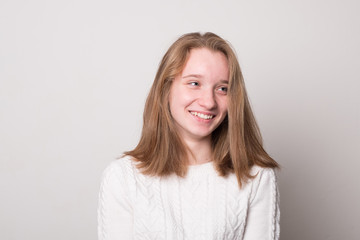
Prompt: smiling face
<box><xmin>169</xmin><ymin>47</ymin><xmax>229</xmax><ymax>143</ymax></box>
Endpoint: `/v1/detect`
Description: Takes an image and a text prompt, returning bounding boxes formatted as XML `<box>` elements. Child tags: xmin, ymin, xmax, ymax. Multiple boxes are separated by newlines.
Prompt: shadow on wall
<box><xmin>276</xmin><ymin>124</ymin><xmax>359</xmax><ymax>240</ymax></box>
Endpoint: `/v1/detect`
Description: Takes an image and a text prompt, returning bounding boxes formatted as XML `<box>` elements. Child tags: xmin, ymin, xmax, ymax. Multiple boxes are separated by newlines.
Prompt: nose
<box><xmin>198</xmin><ymin>89</ymin><xmax>217</xmax><ymax>109</ymax></box>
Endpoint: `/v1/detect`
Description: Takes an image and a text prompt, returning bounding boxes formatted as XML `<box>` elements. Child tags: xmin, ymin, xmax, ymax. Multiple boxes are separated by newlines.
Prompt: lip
<box><xmin>189</xmin><ymin>110</ymin><xmax>216</xmax><ymax>121</ymax></box>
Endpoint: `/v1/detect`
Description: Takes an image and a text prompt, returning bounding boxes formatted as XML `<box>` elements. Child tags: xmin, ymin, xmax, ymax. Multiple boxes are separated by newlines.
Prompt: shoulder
<box><xmin>250</xmin><ymin>165</ymin><xmax>277</xmax><ymax>181</ymax></box>
<box><xmin>100</xmin><ymin>155</ymin><xmax>139</xmax><ymax>190</ymax></box>
<box><xmin>248</xmin><ymin>165</ymin><xmax>278</xmax><ymax>203</ymax></box>
<box><xmin>104</xmin><ymin>155</ymin><xmax>139</xmax><ymax>176</ymax></box>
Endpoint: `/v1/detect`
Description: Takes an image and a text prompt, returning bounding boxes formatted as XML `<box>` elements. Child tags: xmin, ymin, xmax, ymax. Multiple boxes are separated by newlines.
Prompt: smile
<box><xmin>190</xmin><ymin>111</ymin><xmax>214</xmax><ymax>120</ymax></box>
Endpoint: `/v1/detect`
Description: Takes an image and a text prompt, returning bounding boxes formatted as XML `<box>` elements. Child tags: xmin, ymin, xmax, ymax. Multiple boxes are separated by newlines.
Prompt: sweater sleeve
<box><xmin>242</xmin><ymin>168</ymin><xmax>280</xmax><ymax>240</ymax></box>
<box><xmin>97</xmin><ymin>160</ymin><xmax>134</xmax><ymax>240</ymax></box>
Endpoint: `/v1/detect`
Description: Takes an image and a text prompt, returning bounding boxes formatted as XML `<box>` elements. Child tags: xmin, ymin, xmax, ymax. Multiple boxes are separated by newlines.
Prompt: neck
<box><xmin>183</xmin><ymin>136</ymin><xmax>213</xmax><ymax>165</ymax></box>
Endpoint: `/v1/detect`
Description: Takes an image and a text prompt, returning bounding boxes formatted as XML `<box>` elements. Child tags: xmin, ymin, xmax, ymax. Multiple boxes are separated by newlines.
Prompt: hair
<box><xmin>124</xmin><ymin>32</ymin><xmax>279</xmax><ymax>188</ymax></box>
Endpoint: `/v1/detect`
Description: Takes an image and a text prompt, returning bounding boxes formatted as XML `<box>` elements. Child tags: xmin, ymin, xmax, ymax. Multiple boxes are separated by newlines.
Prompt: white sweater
<box><xmin>98</xmin><ymin>156</ymin><xmax>280</xmax><ymax>240</ymax></box>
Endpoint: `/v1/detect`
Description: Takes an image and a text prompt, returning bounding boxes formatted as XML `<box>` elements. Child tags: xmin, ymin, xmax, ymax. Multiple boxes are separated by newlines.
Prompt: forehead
<box><xmin>181</xmin><ymin>48</ymin><xmax>229</xmax><ymax>78</ymax></box>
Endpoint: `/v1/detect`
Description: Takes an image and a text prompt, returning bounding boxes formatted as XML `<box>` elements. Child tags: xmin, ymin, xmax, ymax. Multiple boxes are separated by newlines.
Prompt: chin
<box><xmin>190</xmin><ymin>131</ymin><xmax>213</xmax><ymax>140</ymax></box>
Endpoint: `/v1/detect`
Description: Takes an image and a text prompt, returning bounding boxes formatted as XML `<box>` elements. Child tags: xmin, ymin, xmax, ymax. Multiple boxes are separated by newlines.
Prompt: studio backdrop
<box><xmin>0</xmin><ymin>0</ymin><xmax>359</xmax><ymax>239</ymax></box>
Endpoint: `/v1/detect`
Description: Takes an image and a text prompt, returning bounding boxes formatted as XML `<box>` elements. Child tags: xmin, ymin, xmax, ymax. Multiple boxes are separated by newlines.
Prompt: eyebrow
<box><xmin>182</xmin><ymin>74</ymin><xmax>229</xmax><ymax>83</ymax></box>
<box><xmin>219</xmin><ymin>80</ymin><xmax>229</xmax><ymax>84</ymax></box>
<box><xmin>182</xmin><ymin>74</ymin><xmax>202</xmax><ymax>79</ymax></box>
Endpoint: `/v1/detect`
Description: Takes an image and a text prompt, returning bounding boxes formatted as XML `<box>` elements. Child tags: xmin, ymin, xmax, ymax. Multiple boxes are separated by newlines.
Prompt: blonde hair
<box><xmin>124</xmin><ymin>32</ymin><xmax>279</xmax><ymax>188</ymax></box>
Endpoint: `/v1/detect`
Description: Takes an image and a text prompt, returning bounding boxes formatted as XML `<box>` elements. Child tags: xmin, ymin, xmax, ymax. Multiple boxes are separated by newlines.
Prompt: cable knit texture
<box><xmin>98</xmin><ymin>156</ymin><xmax>280</xmax><ymax>240</ymax></box>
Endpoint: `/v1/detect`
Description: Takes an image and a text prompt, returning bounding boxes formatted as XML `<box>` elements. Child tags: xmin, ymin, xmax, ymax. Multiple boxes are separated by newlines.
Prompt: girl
<box><xmin>98</xmin><ymin>32</ymin><xmax>280</xmax><ymax>240</ymax></box>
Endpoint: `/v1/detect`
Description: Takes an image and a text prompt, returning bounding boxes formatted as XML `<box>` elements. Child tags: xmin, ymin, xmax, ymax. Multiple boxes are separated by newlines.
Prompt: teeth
<box><xmin>190</xmin><ymin>112</ymin><xmax>214</xmax><ymax>119</ymax></box>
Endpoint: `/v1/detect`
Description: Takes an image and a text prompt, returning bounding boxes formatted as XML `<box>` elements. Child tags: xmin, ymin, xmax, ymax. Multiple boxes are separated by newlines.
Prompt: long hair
<box><xmin>124</xmin><ymin>32</ymin><xmax>279</xmax><ymax>188</ymax></box>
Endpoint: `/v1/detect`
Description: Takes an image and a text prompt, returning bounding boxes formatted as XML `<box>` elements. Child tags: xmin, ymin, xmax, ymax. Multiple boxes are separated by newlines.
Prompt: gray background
<box><xmin>1</xmin><ymin>0</ymin><xmax>359</xmax><ymax>239</ymax></box>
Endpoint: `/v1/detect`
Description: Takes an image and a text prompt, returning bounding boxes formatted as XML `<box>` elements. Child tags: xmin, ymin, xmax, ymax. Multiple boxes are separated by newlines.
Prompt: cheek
<box><xmin>168</xmin><ymin>85</ymin><xmax>177</xmax><ymax>110</ymax></box>
<box><xmin>168</xmin><ymin>88</ymin><xmax>183</xmax><ymax>115</ymax></box>
<box><xmin>224</xmin><ymin>100</ymin><xmax>229</xmax><ymax>112</ymax></box>
<box><xmin>217</xmin><ymin>97</ymin><xmax>228</xmax><ymax>113</ymax></box>
<box><xmin>168</xmin><ymin>95</ymin><xmax>176</xmax><ymax>115</ymax></box>
<box><xmin>170</xmin><ymin>88</ymin><xmax>193</xmax><ymax>107</ymax></box>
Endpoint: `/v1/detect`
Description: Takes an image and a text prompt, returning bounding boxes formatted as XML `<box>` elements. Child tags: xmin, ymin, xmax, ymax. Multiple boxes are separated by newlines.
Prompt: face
<box><xmin>169</xmin><ymin>48</ymin><xmax>229</xmax><ymax>142</ymax></box>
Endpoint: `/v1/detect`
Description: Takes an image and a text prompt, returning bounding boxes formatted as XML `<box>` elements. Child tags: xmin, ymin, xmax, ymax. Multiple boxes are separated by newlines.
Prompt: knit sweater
<box><xmin>98</xmin><ymin>156</ymin><xmax>280</xmax><ymax>240</ymax></box>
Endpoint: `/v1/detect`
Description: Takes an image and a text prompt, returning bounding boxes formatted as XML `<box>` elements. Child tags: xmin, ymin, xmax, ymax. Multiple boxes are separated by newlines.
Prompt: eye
<box><xmin>217</xmin><ymin>86</ymin><xmax>228</xmax><ymax>94</ymax></box>
<box><xmin>189</xmin><ymin>82</ymin><xmax>199</xmax><ymax>86</ymax></box>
